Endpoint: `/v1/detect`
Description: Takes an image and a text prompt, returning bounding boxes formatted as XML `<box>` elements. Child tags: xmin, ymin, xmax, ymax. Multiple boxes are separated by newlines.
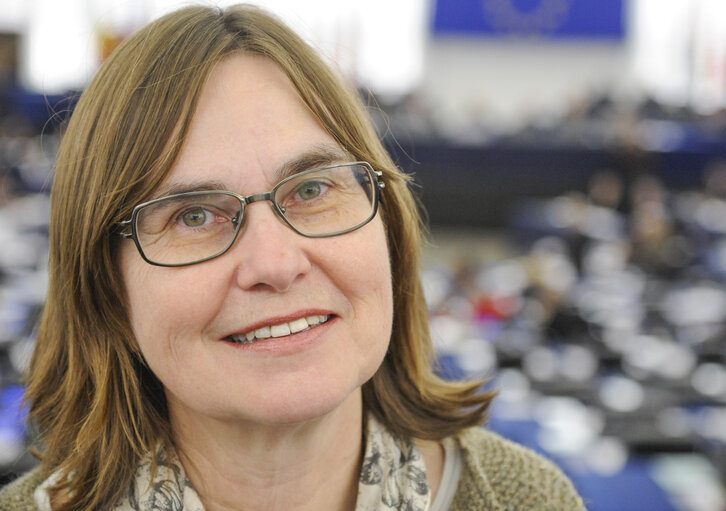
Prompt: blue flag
<box><xmin>433</xmin><ymin>0</ymin><xmax>625</xmax><ymax>40</ymax></box>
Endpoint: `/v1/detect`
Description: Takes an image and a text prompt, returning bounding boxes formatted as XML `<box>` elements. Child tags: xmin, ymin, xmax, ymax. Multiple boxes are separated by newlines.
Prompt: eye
<box><xmin>295</xmin><ymin>181</ymin><xmax>326</xmax><ymax>200</ymax></box>
<box><xmin>179</xmin><ymin>207</ymin><xmax>211</xmax><ymax>227</ymax></box>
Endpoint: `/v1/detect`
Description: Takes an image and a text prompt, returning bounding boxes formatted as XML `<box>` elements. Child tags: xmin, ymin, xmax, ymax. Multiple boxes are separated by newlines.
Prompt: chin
<box><xmin>245</xmin><ymin>384</ymin><xmax>364</xmax><ymax>427</ymax></box>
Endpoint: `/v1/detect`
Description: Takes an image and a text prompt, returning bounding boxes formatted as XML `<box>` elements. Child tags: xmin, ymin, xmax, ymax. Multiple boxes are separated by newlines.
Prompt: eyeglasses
<box><xmin>116</xmin><ymin>162</ymin><xmax>384</xmax><ymax>267</ymax></box>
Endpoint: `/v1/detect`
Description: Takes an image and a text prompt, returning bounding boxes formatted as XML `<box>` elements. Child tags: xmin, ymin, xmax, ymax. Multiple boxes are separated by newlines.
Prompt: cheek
<box><xmin>332</xmin><ymin>219</ymin><xmax>392</xmax><ymax>304</ymax></box>
<box><xmin>120</xmin><ymin>250</ymin><xmax>166</xmax><ymax>358</ymax></box>
<box><xmin>334</xmin><ymin>219</ymin><xmax>394</xmax><ymax>346</ymax></box>
<box><xmin>119</xmin><ymin>245</ymin><xmax>220</xmax><ymax>356</ymax></box>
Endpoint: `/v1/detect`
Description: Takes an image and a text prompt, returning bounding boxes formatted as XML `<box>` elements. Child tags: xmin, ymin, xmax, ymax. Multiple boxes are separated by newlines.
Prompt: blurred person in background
<box><xmin>0</xmin><ymin>4</ymin><xmax>585</xmax><ymax>510</ymax></box>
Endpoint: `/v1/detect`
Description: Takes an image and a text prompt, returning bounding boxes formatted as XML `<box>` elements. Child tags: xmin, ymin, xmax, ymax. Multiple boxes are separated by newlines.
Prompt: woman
<box><xmin>0</xmin><ymin>5</ymin><xmax>585</xmax><ymax>510</ymax></box>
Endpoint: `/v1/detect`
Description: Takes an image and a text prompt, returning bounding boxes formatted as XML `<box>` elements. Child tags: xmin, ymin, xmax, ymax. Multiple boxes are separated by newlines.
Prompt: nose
<box><xmin>227</xmin><ymin>200</ymin><xmax>312</xmax><ymax>292</ymax></box>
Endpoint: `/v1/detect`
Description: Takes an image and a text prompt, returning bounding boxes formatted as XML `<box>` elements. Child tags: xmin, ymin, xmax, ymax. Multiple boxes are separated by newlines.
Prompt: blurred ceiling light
<box><xmin>17</xmin><ymin>0</ymin><xmax>428</xmax><ymax>102</ymax></box>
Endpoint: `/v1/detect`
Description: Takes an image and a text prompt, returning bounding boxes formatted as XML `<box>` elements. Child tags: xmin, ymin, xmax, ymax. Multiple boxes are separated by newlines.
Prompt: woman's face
<box><xmin>119</xmin><ymin>54</ymin><xmax>393</xmax><ymax>426</ymax></box>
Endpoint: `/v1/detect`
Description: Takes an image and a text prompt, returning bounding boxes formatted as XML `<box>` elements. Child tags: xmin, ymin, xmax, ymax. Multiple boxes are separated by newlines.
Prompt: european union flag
<box><xmin>433</xmin><ymin>0</ymin><xmax>625</xmax><ymax>40</ymax></box>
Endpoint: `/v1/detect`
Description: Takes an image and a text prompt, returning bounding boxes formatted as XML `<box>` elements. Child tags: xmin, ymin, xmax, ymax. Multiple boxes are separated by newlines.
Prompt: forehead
<box><xmin>160</xmin><ymin>53</ymin><xmax>342</xmax><ymax>194</ymax></box>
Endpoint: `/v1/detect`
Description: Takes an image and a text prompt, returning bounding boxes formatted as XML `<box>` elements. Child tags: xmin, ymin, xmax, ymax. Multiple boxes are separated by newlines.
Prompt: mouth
<box><xmin>225</xmin><ymin>314</ymin><xmax>332</xmax><ymax>345</ymax></box>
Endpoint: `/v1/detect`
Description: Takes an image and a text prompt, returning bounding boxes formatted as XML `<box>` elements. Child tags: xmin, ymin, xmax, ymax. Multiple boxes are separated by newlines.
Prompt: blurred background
<box><xmin>2</xmin><ymin>1</ymin><xmax>726</xmax><ymax>509</ymax></box>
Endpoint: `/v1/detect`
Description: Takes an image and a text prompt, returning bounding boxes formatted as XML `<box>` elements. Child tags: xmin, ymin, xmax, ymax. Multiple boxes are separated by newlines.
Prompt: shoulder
<box><xmin>0</xmin><ymin>467</ymin><xmax>46</xmax><ymax>511</ymax></box>
<box><xmin>451</xmin><ymin>427</ymin><xmax>587</xmax><ymax>511</ymax></box>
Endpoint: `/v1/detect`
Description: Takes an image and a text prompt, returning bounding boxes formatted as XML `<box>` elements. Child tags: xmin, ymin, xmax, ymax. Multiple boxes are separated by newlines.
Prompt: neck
<box><xmin>169</xmin><ymin>391</ymin><xmax>363</xmax><ymax>511</ymax></box>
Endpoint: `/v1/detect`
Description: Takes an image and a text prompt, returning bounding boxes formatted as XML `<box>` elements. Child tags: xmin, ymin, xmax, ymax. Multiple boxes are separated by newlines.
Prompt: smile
<box><xmin>226</xmin><ymin>314</ymin><xmax>331</xmax><ymax>344</ymax></box>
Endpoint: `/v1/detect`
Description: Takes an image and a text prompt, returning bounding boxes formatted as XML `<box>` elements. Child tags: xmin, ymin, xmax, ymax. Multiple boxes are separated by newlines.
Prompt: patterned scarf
<box><xmin>356</xmin><ymin>417</ymin><xmax>431</xmax><ymax>511</ymax></box>
<box><xmin>35</xmin><ymin>417</ymin><xmax>431</xmax><ymax>511</ymax></box>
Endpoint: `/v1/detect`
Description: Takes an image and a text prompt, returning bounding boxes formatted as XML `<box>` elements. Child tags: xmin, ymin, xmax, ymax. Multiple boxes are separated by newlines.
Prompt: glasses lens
<box><xmin>274</xmin><ymin>164</ymin><xmax>376</xmax><ymax>236</ymax></box>
<box><xmin>135</xmin><ymin>192</ymin><xmax>241</xmax><ymax>265</ymax></box>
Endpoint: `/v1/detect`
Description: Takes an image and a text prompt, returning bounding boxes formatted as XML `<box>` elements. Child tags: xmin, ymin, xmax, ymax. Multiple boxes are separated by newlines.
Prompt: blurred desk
<box><xmin>386</xmin><ymin>137</ymin><xmax>726</xmax><ymax>228</ymax></box>
<box><xmin>487</xmin><ymin>416</ymin><xmax>680</xmax><ymax>511</ymax></box>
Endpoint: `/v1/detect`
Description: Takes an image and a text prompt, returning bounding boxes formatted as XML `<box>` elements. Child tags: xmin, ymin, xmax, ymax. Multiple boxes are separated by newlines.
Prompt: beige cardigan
<box><xmin>0</xmin><ymin>427</ymin><xmax>586</xmax><ymax>510</ymax></box>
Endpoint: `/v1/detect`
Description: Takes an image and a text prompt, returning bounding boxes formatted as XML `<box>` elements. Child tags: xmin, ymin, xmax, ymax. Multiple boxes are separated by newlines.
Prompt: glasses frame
<box><xmin>115</xmin><ymin>161</ymin><xmax>385</xmax><ymax>267</ymax></box>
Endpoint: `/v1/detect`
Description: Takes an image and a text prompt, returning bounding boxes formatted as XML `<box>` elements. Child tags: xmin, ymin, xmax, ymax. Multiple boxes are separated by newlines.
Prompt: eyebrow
<box><xmin>150</xmin><ymin>180</ymin><xmax>227</xmax><ymax>200</ymax></box>
<box><xmin>274</xmin><ymin>144</ymin><xmax>350</xmax><ymax>181</ymax></box>
<box><xmin>151</xmin><ymin>144</ymin><xmax>350</xmax><ymax>199</ymax></box>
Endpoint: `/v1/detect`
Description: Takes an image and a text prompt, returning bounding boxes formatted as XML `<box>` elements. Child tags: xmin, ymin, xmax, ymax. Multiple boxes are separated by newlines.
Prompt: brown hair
<box><xmin>25</xmin><ymin>4</ymin><xmax>493</xmax><ymax>509</ymax></box>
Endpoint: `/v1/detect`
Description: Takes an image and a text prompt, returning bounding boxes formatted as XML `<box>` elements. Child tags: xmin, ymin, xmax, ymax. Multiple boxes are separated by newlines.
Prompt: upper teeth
<box><xmin>230</xmin><ymin>315</ymin><xmax>329</xmax><ymax>344</ymax></box>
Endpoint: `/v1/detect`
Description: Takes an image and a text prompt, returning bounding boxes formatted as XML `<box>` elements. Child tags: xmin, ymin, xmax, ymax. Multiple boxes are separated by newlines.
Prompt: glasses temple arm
<box><xmin>114</xmin><ymin>219</ymin><xmax>134</xmax><ymax>238</ymax></box>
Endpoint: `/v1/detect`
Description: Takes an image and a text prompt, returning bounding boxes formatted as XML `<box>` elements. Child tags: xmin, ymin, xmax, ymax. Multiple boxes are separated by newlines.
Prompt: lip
<box><xmin>220</xmin><ymin>310</ymin><xmax>337</xmax><ymax>354</ymax></box>
<box><xmin>224</xmin><ymin>309</ymin><xmax>336</xmax><ymax>338</ymax></box>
